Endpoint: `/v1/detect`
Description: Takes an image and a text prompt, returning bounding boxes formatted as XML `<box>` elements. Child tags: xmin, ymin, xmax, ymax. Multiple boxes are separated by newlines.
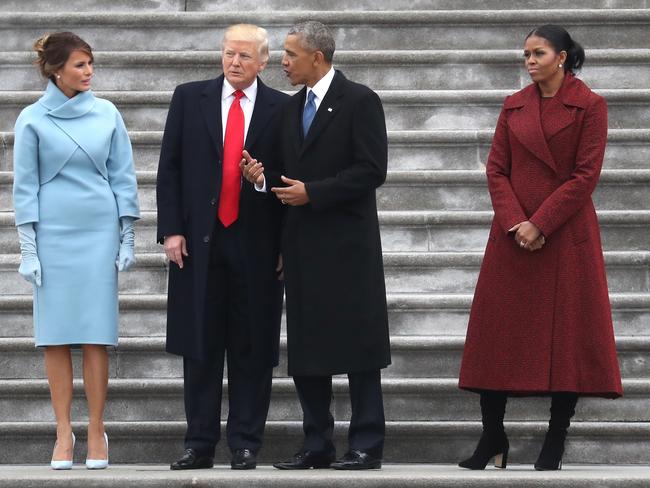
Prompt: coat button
<box><xmin>203</xmin><ymin>235</ymin><xmax>210</xmax><ymax>243</ymax></box>
<box><xmin>210</xmin><ymin>197</ymin><xmax>217</xmax><ymax>206</ymax></box>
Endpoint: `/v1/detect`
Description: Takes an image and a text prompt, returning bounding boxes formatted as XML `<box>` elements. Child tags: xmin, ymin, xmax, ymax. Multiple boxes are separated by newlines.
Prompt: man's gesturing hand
<box><xmin>240</xmin><ymin>149</ymin><xmax>265</xmax><ymax>187</ymax></box>
<box><xmin>271</xmin><ymin>176</ymin><xmax>310</xmax><ymax>206</ymax></box>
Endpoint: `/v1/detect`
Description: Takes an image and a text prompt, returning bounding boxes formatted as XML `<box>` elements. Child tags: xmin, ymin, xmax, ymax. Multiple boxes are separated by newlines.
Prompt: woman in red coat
<box><xmin>458</xmin><ymin>25</ymin><xmax>623</xmax><ymax>471</ymax></box>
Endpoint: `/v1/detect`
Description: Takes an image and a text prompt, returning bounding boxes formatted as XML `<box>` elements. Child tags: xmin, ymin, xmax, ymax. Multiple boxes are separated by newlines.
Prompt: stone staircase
<box><xmin>0</xmin><ymin>1</ymin><xmax>649</xmax><ymax>485</ymax></box>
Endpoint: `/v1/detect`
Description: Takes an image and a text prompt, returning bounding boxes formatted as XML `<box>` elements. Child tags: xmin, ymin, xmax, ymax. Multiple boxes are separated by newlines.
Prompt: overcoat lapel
<box><xmin>506</xmin><ymin>87</ymin><xmax>558</xmax><ymax>174</ymax></box>
<box><xmin>245</xmin><ymin>79</ymin><xmax>274</xmax><ymax>150</ymax></box>
<box><xmin>200</xmin><ymin>76</ymin><xmax>224</xmax><ymax>158</ymax></box>
<box><xmin>300</xmin><ymin>71</ymin><xmax>345</xmax><ymax>157</ymax></box>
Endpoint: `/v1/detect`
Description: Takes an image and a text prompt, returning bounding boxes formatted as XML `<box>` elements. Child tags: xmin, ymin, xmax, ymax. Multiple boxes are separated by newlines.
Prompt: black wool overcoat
<box><xmin>156</xmin><ymin>75</ymin><xmax>289</xmax><ymax>366</ymax></box>
<box><xmin>266</xmin><ymin>71</ymin><xmax>391</xmax><ymax>376</ymax></box>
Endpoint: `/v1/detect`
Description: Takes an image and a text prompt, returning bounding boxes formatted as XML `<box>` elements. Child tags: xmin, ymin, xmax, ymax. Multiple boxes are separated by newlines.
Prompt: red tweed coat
<box><xmin>458</xmin><ymin>73</ymin><xmax>623</xmax><ymax>398</ymax></box>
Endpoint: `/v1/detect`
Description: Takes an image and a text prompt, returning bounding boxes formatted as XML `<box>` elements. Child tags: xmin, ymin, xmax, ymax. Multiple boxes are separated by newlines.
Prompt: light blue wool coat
<box><xmin>13</xmin><ymin>81</ymin><xmax>140</xmax><ymax>346</ymax></box>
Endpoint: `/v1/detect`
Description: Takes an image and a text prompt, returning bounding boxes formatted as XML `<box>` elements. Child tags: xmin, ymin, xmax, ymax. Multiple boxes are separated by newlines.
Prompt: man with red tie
<box><xmin>156</xmin><ymin>24</ymin><xmax>289</xmax><ymax>470</ymax></box>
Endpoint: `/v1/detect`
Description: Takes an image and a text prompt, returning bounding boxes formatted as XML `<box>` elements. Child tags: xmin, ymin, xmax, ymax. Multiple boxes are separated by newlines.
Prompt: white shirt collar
<box><xmin>306</xmin><ymin>66</ymin><xmax>335</xmax><ymax>106</ymax></box>
<box><xmin>221</xmin><ymin>77</ymin><xmax>258</xmax><ymax>103</ymax></box>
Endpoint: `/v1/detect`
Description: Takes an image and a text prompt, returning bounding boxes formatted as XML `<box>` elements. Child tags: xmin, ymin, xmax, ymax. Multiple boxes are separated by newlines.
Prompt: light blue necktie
<box><xmin>302</xmin><ymin>90</ymin><xmax>316</xmax><ymax>138</ymax></box>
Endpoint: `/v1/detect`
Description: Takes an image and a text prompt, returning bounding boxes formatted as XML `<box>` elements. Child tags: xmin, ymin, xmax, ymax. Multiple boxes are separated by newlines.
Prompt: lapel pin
<box><xmin>327</xmin><ymin>107</ymin><xmax>333</xmax><ymax>112</ymax></box>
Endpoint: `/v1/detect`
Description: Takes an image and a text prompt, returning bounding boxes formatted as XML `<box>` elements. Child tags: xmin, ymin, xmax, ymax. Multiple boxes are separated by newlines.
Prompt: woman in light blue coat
<box><xmin>13</xmin><ymin>32</ymin><xmax>140</xmax><ymax>470</ymax></box>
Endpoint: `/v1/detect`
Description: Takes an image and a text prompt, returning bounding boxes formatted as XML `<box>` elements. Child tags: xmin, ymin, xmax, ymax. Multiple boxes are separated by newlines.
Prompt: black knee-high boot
<box><xmin>459</xmin><ymin>391</ymin><xmax>509</xmax><ymax>470</ymax></box>
<box><xmin>534</xmin><ymin>393</ymin><xmax>578</xmax><ymax>471</ymax></box>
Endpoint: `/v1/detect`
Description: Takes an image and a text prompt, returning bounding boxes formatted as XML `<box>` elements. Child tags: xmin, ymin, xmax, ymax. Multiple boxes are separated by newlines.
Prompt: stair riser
<box><xmin>3</xmin><ymin>137</ymin><xmax>650</xmax><ymax>172</ymax></box>
<box><xmin>3</xmin><ymin>23</ymin><xmax>650</xmax><ymax>52</ymax></box>
<box><xmin>0</xmin><ymin>304</ymin><xmax>647</xmax><ymax>339</ymax></box>
<box><xmin>0</xmin><ymin>220</ymin><xmax>645</xmax><ymax>253</ymax></box>
<box><xmin>5</xmin><ymin>62</ymin><xmax>649</xmax><ymax>91</ymax></box>
<box><xmin>0</xmin><ymin>346</ymin><xmax>647</xmax><ymax>380</ymax></box>
<box><xmin>2</xmin><ymin>98</ymin><xmax>650</xmax><ymax>132</ymax></box>
<box><xmin>3</xmin><ymin>181</ymin><xmax>648</xmax><ymax>212</ymax></box>
<box><xmin>0</xmin><ymin>259</ymin><xmax>647</xmax><ymax>295</ymax></box>
<box><xmin>1</xmin><ymin>0</ymin><xmax>645</xmax><ymax>11</ymax></box>
<box><xmin>2</xmin><ymin>387</ymin><xmax>647</xmax><ymax>422</ymax></box>
<box><xmin>0</xmin><ymin>423</ymin><xmax>648</xmax><ymax>464</ymax></box>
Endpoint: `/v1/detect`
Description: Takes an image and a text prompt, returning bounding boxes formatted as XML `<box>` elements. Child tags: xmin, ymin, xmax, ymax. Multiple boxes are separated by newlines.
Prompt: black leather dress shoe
<box><xmin>273</xmin><ymin>450</ymin><xmax>335</xmax><ymax>469</ymax></box>
<box><xmin>330</xmin><ymin>450</ymin><xmax>382</xmax><ymax>470</ymax></box>
<box><xmin>170</xmin><ymin>448</ymin><xmax>214</xmax><ymax>470</ymax></box>
<box><xmin>231</xmin><ymin>448</ymin><xmax>257</xmax><ymax>470</ymax></box>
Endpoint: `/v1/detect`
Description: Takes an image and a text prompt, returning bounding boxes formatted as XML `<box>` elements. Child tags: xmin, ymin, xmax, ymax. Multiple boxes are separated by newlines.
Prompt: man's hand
<box><xmin>164</xmin><ymin>234</ymin><xmax>188</xmax><ymax>269</ymax></box>
<box><xmin>240</xmin><ymin>149</ymin><xmax>265</xmax><ymax>187</ymax></box>
<box><xmin>276</xmin><ymin>253</ymin><xmax>284</xmax><ymax>281</ymax></box>
<box><xmin>271</xmin><ymin>176</ymin><xmax>309</xmax><ymax>206</ymax></box>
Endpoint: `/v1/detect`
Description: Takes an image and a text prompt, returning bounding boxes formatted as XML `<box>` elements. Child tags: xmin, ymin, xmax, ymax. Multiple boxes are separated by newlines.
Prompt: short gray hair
<box><xmin>288</xmin><ymin>21</ymin><xmax>335</xmax><ymax>63</ymax></box>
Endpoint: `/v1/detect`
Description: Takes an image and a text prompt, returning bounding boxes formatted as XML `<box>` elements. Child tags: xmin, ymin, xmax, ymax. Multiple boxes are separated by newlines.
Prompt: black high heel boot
<box><xmin>459</xmin><ymin>391</ymin><xmax>509</xmax><ymax>470</ymax></box>
<box><xmin>534</xmin><ymin>393</ymin><xmax>578</xmax><ymax>471</ymax></box>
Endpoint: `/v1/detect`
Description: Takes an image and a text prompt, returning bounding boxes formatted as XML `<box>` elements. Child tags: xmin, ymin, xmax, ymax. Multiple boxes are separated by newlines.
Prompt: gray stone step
<box><xmin>0</xmin><ymin>291</ymin><xmax>647</xmax><ymax>338</ymax></box>
<box><xmin>3</xmin><ymin>169</ymin><xmax>649</xmax><ymax>212</ymax></box>
<box><xmin>3</xmin><ymin>0</ymin><xmax>645</xmax><ymax>11</ymax></box>
<box><xmin>0</xmin><ymin>0</ymin><xmax>184</xmax><ymax>12</ymax></box>
<box><xmin>0</xmin><ymin>250</ymin><xmax>648</xmax><ymax>295</ymax></box>
<box><xmin>0</xmin><ymin>419</ymin><xmax>649</xmax><ymax>464</ymax></box>
<box><xmin>3</xmin><ymin>129</ymin><xmax>650</xmax><ymax>172</ymax></box>
<box><xmin>1</xmin><ymin>377</ymin><xmax>648</xmax><ymax>423</ymax></box>
<box><xmin>1</xmin><ymin>11</ymin><xmax>649</xmax><ymax>51</ymax></box>
<box><xmin>0</xmin><ymin>209</ymin><xmax>645</xmax><ymax>254</ymax></box>
<box><xmin>1</xmin><ymin>334</ymin><xmax>649</xmax><ymax>380</ymax></box>
<box><xmin>4</xmin><ymin>49</ymin><xmax>650</xmax><ymax>91</ymax></box>
<box><xmin>1</xmin><ymin>465</ymin><xmax>650</xmax><ymax>488</ymax></box>
<box><xmin>2</xmin><ymin>90</ymin><xmax>650</xmax><ymax>131</ymax></box>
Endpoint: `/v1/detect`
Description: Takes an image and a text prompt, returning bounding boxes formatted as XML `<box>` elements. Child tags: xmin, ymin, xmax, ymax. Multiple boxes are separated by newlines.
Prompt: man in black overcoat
<box><xmin>156</xmin><ymin>24</ymin><xmax>288</xmax><ymax>470</ymax></box>
<box><xmin>242</xmin><ymin>21</ymin><xmax>391</xmax><ymax>470</ymax></box>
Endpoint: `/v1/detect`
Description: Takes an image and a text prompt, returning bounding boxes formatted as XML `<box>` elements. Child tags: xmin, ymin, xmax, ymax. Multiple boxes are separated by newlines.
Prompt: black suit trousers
<box><xmin>183</xmin><ymin>220</ymin><xmax>273</xmax><ymax>456</ymax></box>
<box><xmin>293</xmin><ymin>370</ymin><xmax>385</xmax><ymax>458</ymax></box>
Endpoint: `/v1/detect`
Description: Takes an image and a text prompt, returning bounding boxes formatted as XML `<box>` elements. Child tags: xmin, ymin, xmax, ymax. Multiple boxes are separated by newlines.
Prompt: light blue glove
<box><xmin>117</xmin><ymin>216</ymin><xmax>136</xmax><ymax>271</ymax></box>
<box><xmin>17</xmin><ymin>223</ymin><xmax>41</xmax><ymax>286</ymax></box>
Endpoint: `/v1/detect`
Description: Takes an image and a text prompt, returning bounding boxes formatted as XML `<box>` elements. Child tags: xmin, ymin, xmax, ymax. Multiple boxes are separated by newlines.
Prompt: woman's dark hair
<box><xmin>526</xmin><ymin>24</ymin><xmax>585</xmax><ymax>73</ymax></box>
<box><xmin>33</xmin><ymin>31</ymin><xmax>93</xmax><ymax>82</ymax></box>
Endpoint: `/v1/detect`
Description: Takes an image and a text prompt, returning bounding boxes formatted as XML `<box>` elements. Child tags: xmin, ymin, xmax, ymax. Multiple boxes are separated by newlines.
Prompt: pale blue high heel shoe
<box><xmin>51</xmin><ymin>432</ymin><xmax>75</xmax><ymax>470</ymax></box>
<box><xmin>85</xmin><ymin>432</ymin><xmax>109</xmax><ymax>470</ymax></box>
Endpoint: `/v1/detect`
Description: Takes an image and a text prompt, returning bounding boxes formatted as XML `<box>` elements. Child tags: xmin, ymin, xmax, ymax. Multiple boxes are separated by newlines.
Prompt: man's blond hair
<box><xmin>222</xmin><ymin>24</ymin><xmax>269</xmax><ymax>64</ymax></box>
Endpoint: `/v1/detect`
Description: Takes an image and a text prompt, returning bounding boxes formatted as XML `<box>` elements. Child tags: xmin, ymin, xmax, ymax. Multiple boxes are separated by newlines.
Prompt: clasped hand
<box><xmin>508</xmin><ymin>221</ymin><xmax>545</xmax><ymax>251</ymax></box>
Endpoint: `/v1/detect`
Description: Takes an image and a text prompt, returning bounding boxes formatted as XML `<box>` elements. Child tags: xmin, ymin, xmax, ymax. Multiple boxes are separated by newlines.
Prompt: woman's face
<box><xmin>523</xmin><ymin>35</ymin><xmax>566</xmax><ymax>84</ymax></box>
<box><xmin>55</xmin><ymin>49</ymin><xmax>93</xmax><ymax>97</ymax></box>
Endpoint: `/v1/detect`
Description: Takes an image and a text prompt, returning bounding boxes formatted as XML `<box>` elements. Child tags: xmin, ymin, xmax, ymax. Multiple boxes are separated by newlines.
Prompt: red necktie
<box><xmin>218</xmin><ymin>89</ymin><xmax>245</xmax><ymax>227</ymax></box>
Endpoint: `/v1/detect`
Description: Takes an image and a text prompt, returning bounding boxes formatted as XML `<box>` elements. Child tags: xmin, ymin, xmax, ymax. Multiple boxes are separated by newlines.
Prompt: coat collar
<box><xmin>245</xmin><ymin>78</ymin><xmax>275</xmax><ymax>151</ymax></box>
<box><xmin>503</xmin><ymin>73</ymin><xmax>590</xmax><ymax>174</ymax></box>
<box><xmin>200</xmin><ymin>75</ymin><xmax>225</xmax><ymax>157</ymax></box>
<box><xmin>299</xmin><ymin>69</ymin><xmax>346</xmax><ymax>156</ymax></box>
<box><xmin>39</xmin><ymin>80</ymin><xmax>96</xmax><ymax>119</ymax></box>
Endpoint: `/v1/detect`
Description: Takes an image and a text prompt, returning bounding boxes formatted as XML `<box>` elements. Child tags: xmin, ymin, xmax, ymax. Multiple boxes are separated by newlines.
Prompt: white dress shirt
<box><xmin>221</xmin><ymin>77</ymin><xmax>257</xmax><ymax>143</ymax></box>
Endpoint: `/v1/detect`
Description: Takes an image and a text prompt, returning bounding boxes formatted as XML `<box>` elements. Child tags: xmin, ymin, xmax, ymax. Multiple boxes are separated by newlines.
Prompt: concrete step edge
<box><xmin>4</xmin><ymin>48</ymin><xmax>650</xmax><ymax>65</ymax></box>
<box><xmin>0</xmin><ymin>250</ymin><xmax>648</xmax><ymax>267</ymax></box>
<box><xmin>0</xmin><ymin>209</ymin><xmax>646</xmax><ymax>226</ymax></box>
<box><xmin>1</xmin><ymin>419</ymin><xmax>649</xmax><ymax>436</ymax></box>
<box><xmin>0</xmin><ymin>291</ymin><xmax>647</xmax><ymax>310</ymax></box>
<box><xmin>2</xmin><ymin>9</ymin><xmax>650</xmax><ymax>25</ymax></box>
<box><xmin>1</xmin><ymin>334</ymin><xmax>650</xmax><ymax>351</ymax></box>
<box><xmin>3</xmin><ymin>129</ymin><xmax>650</xmax><ymax>144</ymax></box>
<box><xmin>1</xmin><ymin>377</ymin><xmax>648</xmax><ymax>395</ymax></box>
<box><xmin>2</xmin><ymin>89</ymin><xmax>650</xmax><ymax>104</ymax></box>
<box><xmin>0</xmin><ymin>465</ymin><xmax>649</xmax><ymax>488</ymax></box>
<box><xmin>4</xmin><ymin>169</ymin><xmax>650</xmax><ymax>184</ymax></box>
